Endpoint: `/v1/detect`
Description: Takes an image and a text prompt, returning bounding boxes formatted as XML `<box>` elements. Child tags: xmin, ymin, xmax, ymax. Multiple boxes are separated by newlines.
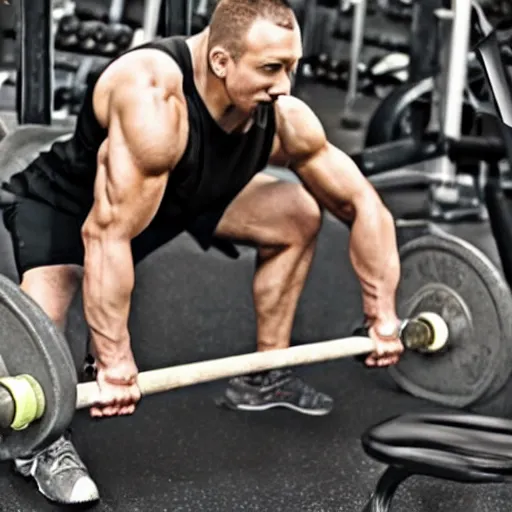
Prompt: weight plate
<box><xmin>0</xmin><ymin>125</ymin><xmax>72</xmax><ymax>183</ymax></box>
<box><xmin>0</xmin><ymin>274</ymin><xmax>77</xmax><ymax>460</ymax></box>
<box><xmin>0</xmin><ymin>116</ymin><xmax>7</xmax><ymax>143</ymax></box>
<box><xmin>391</xmin><ymin>233</ymin><xmax>512</xmax><ymax>408</ymax></box>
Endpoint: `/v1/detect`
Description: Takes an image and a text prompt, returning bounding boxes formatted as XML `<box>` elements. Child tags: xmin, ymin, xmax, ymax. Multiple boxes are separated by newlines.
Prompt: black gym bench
<box><xmin>361</xmin><ymin>412</ymin><xmax>512</xmax><ymax>511</ymax></box>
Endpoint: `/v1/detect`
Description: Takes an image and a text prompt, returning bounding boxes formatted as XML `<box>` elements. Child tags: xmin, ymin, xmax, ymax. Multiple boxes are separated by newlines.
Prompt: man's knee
<box><xmin>286</xmin><ymin>184</ymin><xmax>322</xmax><ymax>245</ymax></box>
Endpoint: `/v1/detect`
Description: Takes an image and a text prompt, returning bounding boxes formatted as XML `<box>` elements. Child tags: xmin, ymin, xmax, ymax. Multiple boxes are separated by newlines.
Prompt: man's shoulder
<box><xmin>272</xmin><ymin>96</ymin><xmax>326</xmax><ymax>160</ymax></box>
<box><xmin>273</xmin><ymin>95</ymin><xmax>309</xmax><ymax>119</ymax></box>
<box><xmin>101</xmin><ymin>47</ymin><xmax>185</xmax><ymax>96</ymax></box>
<box><xmin>93</xmin><ymin>47</ymin><xmax>187</xmax><ymax>128</ymax></box>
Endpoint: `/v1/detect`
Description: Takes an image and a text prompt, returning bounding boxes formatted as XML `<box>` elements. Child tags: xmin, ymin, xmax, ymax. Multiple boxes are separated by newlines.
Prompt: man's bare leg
<box><xmin>215</xmin><ymin>174</ymin><xmax>333</xmax><ymax>415</ymax></box>
<box><xmin>215</xmin><ymin>174</ymin><xmax>322</xmax><ymax>352</ymax></box>
<box><xmin>20</xmin><ymin>264</ymin><xmax>83</xmax><ymax>330</ymax></box>
<box><xmin>14</xmin><ymin>265</ymin><xmax>100</xmax><ymax>504</ymax></box>
<box><xmin>252</xmin><ymin>240</ymin><xmax>317</xmax><ymax>352</ymax></box>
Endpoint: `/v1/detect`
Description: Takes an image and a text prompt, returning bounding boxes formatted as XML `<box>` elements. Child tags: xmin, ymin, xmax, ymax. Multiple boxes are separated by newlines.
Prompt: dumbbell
<box><xmin>110</xmin><ymin>24</ymin><xmax>134</xmax><ymax>49</ymax></box>
<box><xmin>313</xmin><ymin>53</ymin><xmax>331</xmax><ymax>82</ymax></box>
<box><xmin>56</xmin><ymin>15</ymin><xmax>80</xmax><ymax>50</ymax></box>
<box><xmin>58</xmin><ymin>14</ymin><xmax>80</xmax><ymax>36</ymax></box>
<box><xmin>77</xmin><ymin>20</ymin><xmax>108</xmax><ymax>43</ymax></box>
<box><xmin>326</xmin><ymin>59</ymin><xmax>350</xmax><ymax>87</ymax></box>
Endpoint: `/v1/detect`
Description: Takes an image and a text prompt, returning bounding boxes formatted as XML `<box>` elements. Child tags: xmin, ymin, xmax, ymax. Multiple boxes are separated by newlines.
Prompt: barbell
<box><xmin>0</xmin><ymin>226</ymin><xmax>509</xmax><ymax>459</ymax></box>
<box><xmin>0</xmin><ymin>264</ymin><xmax>446</xmax><ymax>461</ymax></box>
<box><xmin>0</xmin><ymin>222</ymin><xmax>512</xmax><ymax>460</ymax></box>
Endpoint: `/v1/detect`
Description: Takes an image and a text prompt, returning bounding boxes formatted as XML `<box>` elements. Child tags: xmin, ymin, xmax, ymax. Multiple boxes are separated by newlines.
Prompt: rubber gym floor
<box><xmin>2</xmin><ymin>82</ymin><xmax>512</xmax><ymax>512</ymax></box>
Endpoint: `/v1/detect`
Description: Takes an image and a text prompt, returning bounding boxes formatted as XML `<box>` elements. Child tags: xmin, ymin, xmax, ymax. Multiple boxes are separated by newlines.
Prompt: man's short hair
<box><xmin>208</xmin><ymin>0</ymin><xmax>296</xmax><ymax>61</ymax></box>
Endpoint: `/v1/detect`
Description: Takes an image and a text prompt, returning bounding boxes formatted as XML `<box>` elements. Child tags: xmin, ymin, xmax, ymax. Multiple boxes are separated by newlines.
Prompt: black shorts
<box><xmin>2</xmin><ymin>197</ymin><xmax>239</xmax><ymax>278</ymax></box>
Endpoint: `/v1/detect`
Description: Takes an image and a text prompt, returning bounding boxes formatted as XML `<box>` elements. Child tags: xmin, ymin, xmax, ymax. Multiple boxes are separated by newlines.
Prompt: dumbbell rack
<box><xmin>17</xmin><ymin>0</ymin><xmax>198</xmax><ymax>126</ymax></box>
<box><xmin>17</xmin><ymin>0</ymin><xmax>127</xmax><ymax>125</ymax></box>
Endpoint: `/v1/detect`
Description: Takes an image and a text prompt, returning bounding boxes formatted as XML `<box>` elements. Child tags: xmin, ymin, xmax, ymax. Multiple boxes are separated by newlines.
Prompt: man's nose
<box><xmin>268</xmin><ymin>73</ymin><xmax>291</xmax><ymax>98</ymax></box>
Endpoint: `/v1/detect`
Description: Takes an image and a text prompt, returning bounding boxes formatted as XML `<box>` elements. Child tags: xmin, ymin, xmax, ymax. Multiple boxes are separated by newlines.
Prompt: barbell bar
<box><xmin>0</xmin><ymin>312</ymin><xmax>447</xmax><ymax>430</ymax></box>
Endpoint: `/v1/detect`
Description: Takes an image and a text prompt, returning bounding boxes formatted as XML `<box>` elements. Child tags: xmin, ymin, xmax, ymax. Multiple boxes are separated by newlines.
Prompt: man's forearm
<box><xmin>348</xmin><ymin>198</ymin><xmax>400</xmax><ymax>326</ymax></box>
<box><xmin>82</xmin><ymin>231</ymin><xmax>135</xmax><ymax>370</ymax></box>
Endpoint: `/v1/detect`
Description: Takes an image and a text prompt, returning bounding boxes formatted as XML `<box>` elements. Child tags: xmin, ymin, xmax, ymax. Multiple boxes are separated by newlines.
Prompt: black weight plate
<box><xmin>0</xmin><ymin>274</ymin><xmax>77</xmax><ymax>460</ymax></box>
<box><xmin>391</xmin><ymin>232</ymin><xmax>512</xmax><ymax>408</ymax></box>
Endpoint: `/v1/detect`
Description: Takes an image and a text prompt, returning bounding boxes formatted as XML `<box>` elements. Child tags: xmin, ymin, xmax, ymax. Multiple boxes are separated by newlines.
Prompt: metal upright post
<box><xmin>408</xmin><ymin>0</ymin><xmax>443</xmax><ymax>83</ymax></box>
<box><xmin>142</xmin><ymin>0</ymin><xmax>164</xmax><ymax>41</ymax></box>
<box><xmin>18</xmin><ymin>0</ymin><xmax>53</xmax><ymax>124</ymax></box>
<box><xmin>109</xmin><ymin>0</ymin><xmax>126</xmax><ymax>23</ymax></box>
<box><xmin>163</xmin><ymin>0</ymin><xmax>189</xmax><ymax>37</ymax></box>
<box><xmin>341</xmin><ymin>0</ymin><xmax>368</xmax><ymax>130</ymax></box>
<box><xmin>435</xmin><ymin>0</ymin><xmax>472</xmax><ymax>187</ymax></box>
<box><xmin>292</xmin><ymin>0</ymin><xmax>317</xmax><ymax>94</ymax></box>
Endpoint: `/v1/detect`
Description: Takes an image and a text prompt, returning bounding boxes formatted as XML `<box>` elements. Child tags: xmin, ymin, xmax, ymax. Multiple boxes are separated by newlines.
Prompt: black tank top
<box><xmin>5</xmin><ymin>37</ymin><xmax>277</xmax><ymax>225</ymax></box>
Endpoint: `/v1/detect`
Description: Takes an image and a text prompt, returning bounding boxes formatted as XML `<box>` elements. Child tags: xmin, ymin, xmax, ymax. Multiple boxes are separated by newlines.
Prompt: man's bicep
<box><xmin>86</xmin><ymin>84</ymin><xmax>185</xmax><ymax>239</ymax></box>
<box><xmin>86</xmin><ymin>137</ymin><xmax>169</xmax><ymax>241</ymax></box>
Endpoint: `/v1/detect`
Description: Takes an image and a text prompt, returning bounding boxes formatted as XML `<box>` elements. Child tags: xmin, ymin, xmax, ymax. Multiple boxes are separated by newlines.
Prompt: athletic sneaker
<box><xmin>14</xmin><ymin>434</ymin><xmax>99</xmax><ymax>504</ymax></box>
<box><xmin>220</xmin><ymin>369</ymin><xmax>334</xmax><ymax>416</ymax></box>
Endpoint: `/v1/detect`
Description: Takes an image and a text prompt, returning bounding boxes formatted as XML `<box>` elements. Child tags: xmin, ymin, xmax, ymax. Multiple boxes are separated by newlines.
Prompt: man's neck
<box><xmin>187</xmin><ymin>31</ymin><xmax>253</xmax><ymax>134</ymax></box>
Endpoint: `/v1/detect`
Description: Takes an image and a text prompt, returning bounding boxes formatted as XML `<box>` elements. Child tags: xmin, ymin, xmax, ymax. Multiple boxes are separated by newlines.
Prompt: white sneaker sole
<box><xmin>234</xmin><ymin>401</ymin><xmax>333</xmax><ymax>416</ymax></box>
<box><xmin>15</xmin><ymin>462</ymin><xmax>100</xmax><ymax>504</ymax></box>
<box><xmin>36</xmin><ymin>476</ymin><xmax>100</xmax><ymax>505</ymax></box>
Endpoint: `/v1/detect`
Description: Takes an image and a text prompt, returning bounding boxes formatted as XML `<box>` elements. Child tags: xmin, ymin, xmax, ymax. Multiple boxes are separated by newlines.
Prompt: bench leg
<box><xmin>362</xmin><ymin>466</ymin><xmax>411</xmax><ymax>512</ymax></box>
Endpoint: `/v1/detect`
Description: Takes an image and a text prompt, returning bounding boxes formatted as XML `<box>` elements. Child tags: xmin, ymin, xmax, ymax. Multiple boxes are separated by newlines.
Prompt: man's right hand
<box><xmin>90</xmin><ymin>359</ymin><xmax>141</xmax><ymax>418</ymax></box>
<box><xmin>365</xmin><ymin>322</ymin><xmax>404</xmax><ymax>368</ymax></box>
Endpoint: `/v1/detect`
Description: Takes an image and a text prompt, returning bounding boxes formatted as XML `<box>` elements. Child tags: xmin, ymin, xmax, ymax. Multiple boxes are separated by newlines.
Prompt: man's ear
<box><xmin>209</xmin><ymin>46</ymin><xmax>230</xmax><ymax>78</ymax></box>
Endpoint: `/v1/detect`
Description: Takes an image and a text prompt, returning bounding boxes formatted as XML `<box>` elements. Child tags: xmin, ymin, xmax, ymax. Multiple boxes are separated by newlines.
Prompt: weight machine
<box><xmin>342</xmin><ymin>0</ymin><xmax>508</xmax><ymax>223</ymax></box>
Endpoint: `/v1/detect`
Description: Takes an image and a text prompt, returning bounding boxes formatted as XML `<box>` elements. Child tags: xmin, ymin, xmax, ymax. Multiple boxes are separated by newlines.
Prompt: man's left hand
<box><xmin>365</xmin><ymin>323</ymin><xmax>404</xmax><ymax>367</ymax></box>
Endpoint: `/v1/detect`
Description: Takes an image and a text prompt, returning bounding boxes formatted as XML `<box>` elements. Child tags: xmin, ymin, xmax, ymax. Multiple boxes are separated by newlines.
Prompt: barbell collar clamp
<box><xmin>0</xmin><ymin>375</ymin><xmax>45</xmax><ymax>431</ymax></box>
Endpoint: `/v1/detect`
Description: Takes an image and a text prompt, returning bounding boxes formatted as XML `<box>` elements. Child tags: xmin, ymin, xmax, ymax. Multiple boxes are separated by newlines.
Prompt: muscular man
<box><xmin>2</xmin><ymin>0</ymin><xmax>403</xmax><ymax>505</ymax></box>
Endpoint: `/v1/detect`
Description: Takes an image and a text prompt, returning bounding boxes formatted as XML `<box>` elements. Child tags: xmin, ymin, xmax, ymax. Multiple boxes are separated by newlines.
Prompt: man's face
<box><xmin>222</xmin><ymin>18</ymin><xmax>302</xmax><ymax>112</ymax></box>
